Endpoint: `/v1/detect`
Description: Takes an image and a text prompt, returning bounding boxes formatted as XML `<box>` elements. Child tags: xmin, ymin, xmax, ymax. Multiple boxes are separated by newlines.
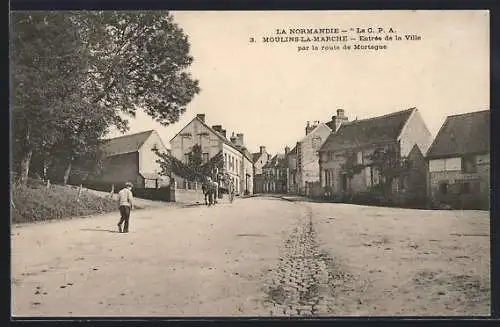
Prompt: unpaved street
<box><xmin>11</xmin><ymin>197</ymin><xmax>490</xmax><ymax>317</ymax></box>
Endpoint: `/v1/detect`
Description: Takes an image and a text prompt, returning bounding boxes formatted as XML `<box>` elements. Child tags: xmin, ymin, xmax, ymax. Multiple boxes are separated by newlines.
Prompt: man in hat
<box><xmin>117</xmin><ymin>182</ymin><xmax>134</xmax><ymax>233</ymax></box>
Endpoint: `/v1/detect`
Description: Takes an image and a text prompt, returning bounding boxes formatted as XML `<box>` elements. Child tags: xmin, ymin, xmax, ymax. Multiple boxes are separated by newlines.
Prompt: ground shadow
<box><xmin>80</xmin><ymin>228</ymin><xmax>120</xmax><ymax>233</ymax></box>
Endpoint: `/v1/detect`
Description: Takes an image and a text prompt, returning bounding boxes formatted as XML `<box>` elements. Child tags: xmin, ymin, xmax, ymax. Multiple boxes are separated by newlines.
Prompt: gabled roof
<box><xmin>171</xmin><ymin>116</ymin><xmax>248</xmax><ymax>157</ymax></box>
<box><xmin>252</xmin><ymin>152</ymin><xmax>263</xmax><ymax>163</ymax></box>
<box><xmin>319</xmin><ymin>108</ymin><xmax>415</xmax><ymax>152</ymax></box>
<box><xmin>426</xmin><ymin>110</ymin><xmax>490</xmax><ymax>159</ymax></box>
<box><xmin>299</xmin><ymin>122</ymin><xmax>332</xmax><ymax>143</ymax></box>
<box><xmin>286</xmin><ymin>146</ymin><xmax>297</xmax><ymax>157</ymax></box>
<box><xmin>263</xmin><ymin>154</ymin><xmax>286</xmax><ymax>169</ymax></box>
<box><xmin>101</xmin><ymin>130</ymin><xmax>154</xmax><ymax>157</ymax></box>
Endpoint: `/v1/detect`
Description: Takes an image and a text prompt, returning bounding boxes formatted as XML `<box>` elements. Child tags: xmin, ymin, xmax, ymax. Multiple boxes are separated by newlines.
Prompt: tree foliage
<box><xmin>155</xmin><ymin>145</ymin><xmax>225</xmax><ymax>184</ymax></box>
<box><xmin>10</xmin><ymin>11</ymin><xmax>200</xmax><ymax>185</ymax></box>
<box><xmin>367</xmin><ymin>146</ymin><xmax>412</xmax><ymax>196</ymax></box>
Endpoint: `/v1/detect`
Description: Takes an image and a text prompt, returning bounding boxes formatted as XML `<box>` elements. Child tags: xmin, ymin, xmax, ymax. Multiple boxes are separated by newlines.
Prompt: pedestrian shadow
<box><xmin>80</xmin><ymin>228</ymin><xmax>120</xmax><ymax>234</ymax></box>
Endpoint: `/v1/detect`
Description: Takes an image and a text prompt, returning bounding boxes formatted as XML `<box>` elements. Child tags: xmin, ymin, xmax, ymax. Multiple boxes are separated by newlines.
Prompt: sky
<box><xmin>106</xmin><ymin>10</ymin><xmax>489</xmax><ymax>155</ymax></box>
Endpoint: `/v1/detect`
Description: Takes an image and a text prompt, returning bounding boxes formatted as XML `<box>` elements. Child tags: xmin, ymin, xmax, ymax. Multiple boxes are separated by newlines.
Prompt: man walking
<box><xmin>117</xmin><ymin>182</ymin><xmax>134</xmax><ymax>233</ymax></box>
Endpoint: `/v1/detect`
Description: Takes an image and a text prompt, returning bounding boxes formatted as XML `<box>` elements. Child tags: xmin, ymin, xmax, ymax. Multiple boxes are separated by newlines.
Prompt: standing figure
<box><xmin>117</xmin><ymin>182</ymin><xmax>134</xmax><ymax>233</ymax></box>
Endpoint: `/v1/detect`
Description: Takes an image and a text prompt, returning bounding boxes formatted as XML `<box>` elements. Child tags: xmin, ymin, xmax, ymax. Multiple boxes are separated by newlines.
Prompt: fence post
<box><xmin>77</xmin><ymin>184</ymin><xmax>83</xmax><ymax>202</ymax></box>
<box><xmin>46</xmin><ymin>179</ymin><xmax>50</xmax><ymax>190</ymax></box>
<box><xmin>110</xmin><ymin>184</ymin><xmax>115</xmax><ymax>199</ymax></box>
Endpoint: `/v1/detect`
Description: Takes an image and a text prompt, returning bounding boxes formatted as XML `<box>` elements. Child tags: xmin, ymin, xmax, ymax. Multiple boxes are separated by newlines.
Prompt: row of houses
<box><xmin>73</xmin><ymin>108</ymin><xmax>489</xmax><ymax>209</ymax></box>
<box><xmin>257</xmin><ymin>108</ymin><xmax>490</xmax><ymax>210</ymax></box>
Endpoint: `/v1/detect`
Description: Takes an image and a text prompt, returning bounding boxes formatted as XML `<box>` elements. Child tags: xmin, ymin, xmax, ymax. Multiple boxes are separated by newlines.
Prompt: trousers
<box><xmin>118</xmin><ymin>205</ymin><xmax>131</xmax><ymax>232</ymax></box>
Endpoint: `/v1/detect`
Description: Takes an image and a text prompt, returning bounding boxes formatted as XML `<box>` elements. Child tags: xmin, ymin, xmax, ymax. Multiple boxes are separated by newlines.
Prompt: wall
<box><xmin>297</xmin><ymin>124</ymin><xmax>332</xmax><ymax>191</ymax></box>
<box><xmin>253</xmin><ymin>152</ymin><xmax>269</xmax><ymax>175</ymax></box>
<box><xmin>95</xmin><ymin>152</ymin><xmax>142</xmax><ymax>187</ymax></box>
<box><xmin>319</xmin><ymin>142</ymin><xmax>396</xmax><ymax>194</ymax></box>
<box><xmin>170</xmin><ymin>118</ymin><xmax>223</xmax><ymax>162</ymax></box>
<box><xmin>428</xmin><ymin>153</ymin><xmax>490</xmax><ymax>209</ymax></box>
<box><xmin>171</xmin><ymin>188</ymin><xmax>206</xmax><ymax>204</ymax></box>
<box><xmin>398</xmin><ymin>109</ymin><xmax>433</xmax><ymax>157</ymax></box>
<box><xmin>242</xmin><ymin>155</ymin><xmax>254</xmax><ymax>194</ymax></box>
<box><xmin>139</xmin><ymin>130</ymin><xmax>169</xmax><ymax>177</ymax></box>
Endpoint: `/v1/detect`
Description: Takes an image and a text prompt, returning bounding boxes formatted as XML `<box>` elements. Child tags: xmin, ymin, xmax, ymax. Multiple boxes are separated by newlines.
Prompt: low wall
<box><xmin>171</xmin><ymin>188</ymin><xmax>205</xmax><ymax>204</ymax></box>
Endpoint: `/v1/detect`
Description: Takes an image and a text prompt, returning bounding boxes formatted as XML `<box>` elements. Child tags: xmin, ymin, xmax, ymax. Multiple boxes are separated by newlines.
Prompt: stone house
<box><xmin>251</xmin><ymin>146</ymin><xmax>271</xmax><ymax>194</ymax></box>
<box><xmin>318</xmin><ymin>108</ymin><xmax>432</xmax><ymax>203</ymax></box>
<box><xmin>84</xmin><ymin>130</ymin><xmax>170</xmax><ymax>188</ymax></box>
<box><xmin>262</xmin><ymin>151</ymin><xmax>288</xmax><ymax>193</ymax></box>
<box><xmin>426</xmin><ymin>110</ymin><xmax>490</xmax><ymax>210</ymax></box>
<box><xmin>295</xmin><ymin>120</ymin><xmax>332</xmax><ymax>195</ymax></box>
<box><xmin>170</xmin><ymin>113</ymin><xmax>253</xmax><ymax>195</ymax></box>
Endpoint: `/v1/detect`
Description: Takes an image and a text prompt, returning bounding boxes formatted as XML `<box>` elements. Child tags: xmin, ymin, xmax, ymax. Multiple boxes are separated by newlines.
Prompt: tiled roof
<box><xmin>252</xmin><ymin>152</ymin><xmax>263</xmax><ymax>163</ymax></box>
<box><xmin>101</xmin><ymin>130</ymin><xmax>154</xmax><ymax>157</ymax></box>
<box><xmin>263</xmin><ymin>154</ymin><xmax>286</xmax><ymax>169</ymax></box>
<box><xmin>426</xmin><ymin>110</ymin><xmax>490</xmax><ymax>159</ymax></box>
<box><xmin>319</xmin><ymin>108</ymin><xmax>415</xmax><ymax>152</ymax></box>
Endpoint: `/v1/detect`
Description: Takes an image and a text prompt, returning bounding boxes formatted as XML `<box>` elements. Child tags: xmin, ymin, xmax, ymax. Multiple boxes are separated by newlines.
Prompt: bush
<box><xmin>11</xmin><ymin>183</ymin><xmax>118</xmax><ymax>223</ymax></box>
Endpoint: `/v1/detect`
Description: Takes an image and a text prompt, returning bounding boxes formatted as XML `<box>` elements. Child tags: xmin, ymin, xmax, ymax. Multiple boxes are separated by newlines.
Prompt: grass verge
<box><xmin>11</xmin><ymin>182</ymin><xmax>118</xmax><ymax>224</ymax></box>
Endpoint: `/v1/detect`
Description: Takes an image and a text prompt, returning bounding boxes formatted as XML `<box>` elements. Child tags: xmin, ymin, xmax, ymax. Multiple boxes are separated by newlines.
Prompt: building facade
<box><xmin>170</xmin><ymin>113</ymin><xmax>254</xmax><ymax>195</ymax></box>
<box><xmin>318</xmin><ymin>108</ymin><xmax>432</xmax><ymax>203</ymax></box>
<box><xmin>262</xmin><ymin>153</ymin><xmax>288</xmax><ymax>193</ymax></box>
<box><xmin>295</xmin><ymin>121</ymin><xmax>332</xmax><ymax>195</ymax></box>
<box><xmin>252</xmin><ymin>146</ymin><xmax>271</xmax><ymax>194</ymax></box>
<box><xmin>82</xmin><ymin>130</ymin><xmax>170</xmax><ymax>188</ymax></box>
<box><xmin>426</xmin><ymin>110</ymin><xmax>490</xmax><ymax>210</ymax></box>
<box><xmin>285</xmin><ymin>146</ymin><xmax>298</xmax><ymax>194</ymax></box>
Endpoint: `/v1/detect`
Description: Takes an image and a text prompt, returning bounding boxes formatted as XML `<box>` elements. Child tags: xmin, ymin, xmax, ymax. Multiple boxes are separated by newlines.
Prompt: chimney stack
<box><xmin>196</xmin><ymin>114</ymin><xmax>206</xmax><ymax>123</ymax></box>
<box><xmin>259</xmin><ymin>146</ymin><xmax>266</xmax><ymax>154</ymax></box>
<box><xmin>212</xmin><ymin>125</ymin><xmax>222</xmax><ymax>133</ymax></box>
<box><xmin>285</xmin><ymin>146</ymin><xmax>290</xmax><ymax>155</ymax></box>
<box><xmin>221</xmin><ymin>129</ymin><xmax>227</xmax><ymax>138</ymax></box>
<box><xmin>306</xmin><ymin>120</ymin><xmax>319</xmax><ymax>135</ymax></box>
<box><xmin>331</xmin><ymin>109</ymin><xmax>349</xmax><ymax>132</ymax></box>
<box><xmin>236</xmin><ymin>133</ymin><xmax>244</xmax><ymax>147</ymax></box>
<box><xmin>230</xmin><ymin>132</ymin><xmax>237</xmax><ymax>144</ymax></box>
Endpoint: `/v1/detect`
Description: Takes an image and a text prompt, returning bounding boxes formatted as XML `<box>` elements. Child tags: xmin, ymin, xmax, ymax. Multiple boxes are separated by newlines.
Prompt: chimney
<box><xmin>221</xmin><ymin>129</ymin><xmax>227</xmax><ymax>138</ymax></box>
<box><xmin>306</xmin><ymin>120</ymin><xmax>318</xmax><ymax>135</ymax></box>
<box><xmin>236</xmin><ymin>133</ymin><xmax>244</xmax><ymax>147</ymax></box>
<box><xmin>230</xmin><ymin>132</ymin><xmax>237</xmax><ymax>144</ymax></box>
<box><xmin>212</xmin><ymin>125</ymin><xmax>222</xmax><ymax>133</ymax></box>
<box><xmin>332</xmin><ymin>109</ymin><xmax>349</xmax><ymax>132</ymax></box>
<box><xmin>259</xmin><ymin>146</ymin><xmax>266</xmax><ymax>154</ymax></box>
<box><xmin>196</xmin><ymin>113</ymin><xmax>206</xmax><ymax>122</ymax></box>
<box><xmin>285</xmin><ymin>146</ymin><xmax>290</xmax><ymax>155</ymax></box>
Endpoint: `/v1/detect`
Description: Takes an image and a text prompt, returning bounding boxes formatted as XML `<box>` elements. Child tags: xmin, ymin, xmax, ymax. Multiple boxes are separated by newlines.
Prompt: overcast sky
<box><xmin>106</xmin><ymin>10</ymin><xmax>489</xmax><ymax>155</ymax></box>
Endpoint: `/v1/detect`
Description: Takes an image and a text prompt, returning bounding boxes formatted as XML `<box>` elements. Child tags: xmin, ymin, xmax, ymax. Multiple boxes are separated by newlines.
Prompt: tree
<box><xmin>10</xmin><ymin>12</ymin><xmax>90</xmax><ymax>185</ymax></box>
<box><xmin>10</xmin><ymin>11</ymin><xmax>200</xmax><ymax>185</ymax></box>
<box><xmin>77</xmin><ymin>11</ymin><xmax>200</xmax><ymax>126</ymax></box>
<box><xmin>340</xmin><ymin>150</ymin><xmax>365</xmax><ymax>194</ymax></box>
<box><xmin>368</xmin><ymin>146</ymin><xmax>411</xmax><ymax>197</ymax></box>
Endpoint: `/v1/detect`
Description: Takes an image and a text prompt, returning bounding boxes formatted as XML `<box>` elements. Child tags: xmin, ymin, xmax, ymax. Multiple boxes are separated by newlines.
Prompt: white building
<box><xmin>170</xmin><ymin>113</ymin><xmax>253</xmax><ymax>195</ymax></box>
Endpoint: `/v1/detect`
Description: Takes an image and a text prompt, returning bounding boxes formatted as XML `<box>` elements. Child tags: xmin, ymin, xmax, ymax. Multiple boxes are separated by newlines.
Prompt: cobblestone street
<box><xmin>11</xmin><ymin>197</ymin><xmax>490</xmax><ymax>317</ymax></box>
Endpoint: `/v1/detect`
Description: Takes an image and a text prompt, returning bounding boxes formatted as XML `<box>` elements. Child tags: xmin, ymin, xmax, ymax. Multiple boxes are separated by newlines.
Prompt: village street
<box><xmin>11</xmin><ymin>197</ymin><xmax>490</xmax><ymax>317</ymax></box>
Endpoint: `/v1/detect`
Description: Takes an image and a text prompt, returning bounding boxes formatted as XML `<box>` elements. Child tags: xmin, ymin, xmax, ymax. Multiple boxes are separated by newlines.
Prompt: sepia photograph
<box><xmin>10</xmin><ymin>10</ymin><xmax>490</xmax><ymax>317</ymax></box>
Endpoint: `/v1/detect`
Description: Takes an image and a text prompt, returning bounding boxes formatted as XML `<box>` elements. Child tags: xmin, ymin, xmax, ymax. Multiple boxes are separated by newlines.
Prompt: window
<box><xmin>439</xmin><ymin>182</ymin><xmax>448</xmax><ymax>195</ymax></box>
<box><xmin>357</xmin><ymin>151</ymin><xmax>363</xmax><ymax>165</ymax></box>
<box><xmin>203</xmin><ymin>153</ymin><xmax>209</xmax><ymax>163</ymax></box>
<box><xmin>151</xmin><ymin>144</ymin><xmax>158</xmax><ymax>151</ymax></box>
<box><xmin>224</xmin><ymin>153</ymin><xmax>228</xmax><ymax>168</ymax></box>
<box><xmin>462</xmin><ymin>156</ymin><xmax>477</xmax><ymax>173</ymax></box>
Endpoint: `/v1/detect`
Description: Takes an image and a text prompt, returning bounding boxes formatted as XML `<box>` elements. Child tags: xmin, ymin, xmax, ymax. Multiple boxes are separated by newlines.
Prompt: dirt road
<box><xmin>11</xmin><ymin>197</ymin><xmax>490</xmax><ymax>317</ymax></box>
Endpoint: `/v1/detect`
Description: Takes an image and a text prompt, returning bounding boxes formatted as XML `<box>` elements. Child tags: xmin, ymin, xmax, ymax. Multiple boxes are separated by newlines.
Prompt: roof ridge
<box><xmin>343</xmin><ymin>107</ymin><xmax>416</xmax><ymax>125</ymax></box>
<box><xmin>102</xmin><ymin>129</ymin><xmax>154</xmax><ymax>141</ymax></box>
<box><xmin>446</xmin><ymin>109</ymin><xmax>489</xmax><ymax>118</ymax></box>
